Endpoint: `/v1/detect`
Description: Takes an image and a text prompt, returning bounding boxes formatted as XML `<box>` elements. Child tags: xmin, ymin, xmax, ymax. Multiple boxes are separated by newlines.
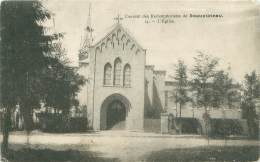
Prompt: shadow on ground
<box><xmin>4</xmin><ymin>145</ymin><xmax>259</xmax><ymax>162</ymax></box>
<box><xmin>6</xmin><ymin>148</ymin><xmax>119</xmax><ymax>162</ymax></box>
<box><xmin>142</xmin><ymin>145</ymin><xmax>259</xmax><ymax>162</ymax></box>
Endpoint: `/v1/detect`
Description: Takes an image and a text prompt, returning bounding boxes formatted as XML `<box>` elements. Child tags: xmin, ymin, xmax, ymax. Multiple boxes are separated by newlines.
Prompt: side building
<box><xmin>77</xmin><ymin>23</ymin><xmax>243</xmax><ymax>131</ymax></box>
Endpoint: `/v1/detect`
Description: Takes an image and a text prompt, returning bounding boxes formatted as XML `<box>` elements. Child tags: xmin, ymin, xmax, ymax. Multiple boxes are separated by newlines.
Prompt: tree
<box><xmin>1</xmin><ymin>1</ymin><xmax>57</xmax><ymax>155</ymax></box>
<box><xmin>42</xmin><ymin>44</ymin><xmax>86</xmax><ymax>114</ymax></box>
<box><xmin>241</xmin><ymin>71</ymin><xmax>260</xmax><ymax>138</ymax></box>
<box><xmin>190</xmin><ymin>51</ymin><xmax>219</xmax><ymax>137</ymax></box>
<box><xmin>1</xmin><ymin>1</ymin><xmax>86</xmax><ymax>155</ymax></box>
<box><xmin>172</xmin><ymin>60</ymin><xmax>190</xmax><ymax>117</ymax></box>
<box><xmin>191</xmin><ymin>52</ymin><xmax>219</xmax><ymax>111</ymax></box>
<box><xmin>211</xmin><ymin>70</ymin><xmax>241</xmax><ymax>109</ymax></box>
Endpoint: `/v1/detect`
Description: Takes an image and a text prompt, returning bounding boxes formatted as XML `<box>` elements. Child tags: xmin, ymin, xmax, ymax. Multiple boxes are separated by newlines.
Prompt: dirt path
<box><xmin>2</xmin><ymin>131</ymin><xmax>259</xmax><ymax>161</ymax></box>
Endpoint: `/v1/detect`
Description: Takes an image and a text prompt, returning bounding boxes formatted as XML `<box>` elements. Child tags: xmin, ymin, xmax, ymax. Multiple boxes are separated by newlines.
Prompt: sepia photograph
<box><xmin>0</xmin><ymin>0</ymin><xmax>260</xmax><ymax>161</ymax></box>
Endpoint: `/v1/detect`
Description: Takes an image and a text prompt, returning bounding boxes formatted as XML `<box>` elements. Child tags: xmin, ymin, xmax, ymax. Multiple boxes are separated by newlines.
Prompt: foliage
<box><xmin>243</xmin><ymin>71</ymin><xmax>260</xmax><ymax>101</ymax></box>
<box><xmin>190</xmin><ymin>51</ymin><xmax>219</xmax><ymax>110</ymax></box>
<box><xmin>1</xmin><ymin>1</ymin><xmax>54</xmax><ymax>109</ymax></box>
<box><xmin>37</xmin><ymin>113</ymin><xmax>66</xmax><ymax>132</ymax></box>
<box><xmin>174</xmin><ymin>117</ymin><xmax>201</xmax><ymax>134</ymax></box>
<box><xmin>209</xmin><ymin>119</ymin><xmax>243</xmax><ymax>137</ymax></box>
<box><xmin>0</xmin><ymin>0</ymin><xmax>85</xmax><ymax>155</ymax></box>
<box><xmin>37</xmin><ymin>113</ymin><xmax>88</xmax><ymax>132</ymax></box>
<box><xmin>172</xmin><ymin>60</ymin><xmax>190</xmax><ymax>117</ymax></box>
<box><xmin>0</xmin><ymin>0</ymin><xmax>57</xmax><ymax>155</ymax></box>
<box><xmin>41</xmin><ymin>44</ymin><xmax>85</xmax><ymax>114</ymax></box>
<box><xmin>241</xmin><ymin>71</ymin><xmax>260</xmax><ymax>138</ymax></box>
<box><xmin>68</xmin><ymin>117</ymin><xmax>88</xmax><ymax>132</ymax></box>
<box><xmin>190</xmin><ymin>52</ymin><xmax>220</xmax><ymax>138</ymax></box>
<box><xmin>211</xmin><ymin>70</ymin><xmax>241</xmax><ymax>108</ymax></box>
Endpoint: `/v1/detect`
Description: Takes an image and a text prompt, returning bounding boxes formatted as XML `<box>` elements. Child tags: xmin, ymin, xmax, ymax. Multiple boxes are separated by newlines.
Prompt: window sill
<box><xmin>103</xmin><ymin>85</ymin><xmax>113</xmax><ymax>87</ymax></box>
<box><xmin>103</xmin><ymin>85</ymin><xmax>131</xmax><ymax>88</ymax></box>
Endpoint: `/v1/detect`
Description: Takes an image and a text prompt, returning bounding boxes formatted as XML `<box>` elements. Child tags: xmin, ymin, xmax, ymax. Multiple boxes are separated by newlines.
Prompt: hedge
<box><xmin>209</xmin><ymin>118</ymin><xmax>243</xmax><ymax>137</ymax></box>
<box><xmin>37</xmin><ymin>113</ymin><xmax>88</xmax><ymax>133</ymax></box>
<box><xmin>174</xmin><ymin>117</ymin><xmax>202</xmax><ymax>134</ymax></box>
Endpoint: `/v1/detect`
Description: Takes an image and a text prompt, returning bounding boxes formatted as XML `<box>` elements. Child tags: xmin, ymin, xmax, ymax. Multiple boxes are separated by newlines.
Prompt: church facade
<box><xmin>77</xmin><ymin>23</ymin><xmax>171</xmax><ymax>131</ymax></box>
<box><xmin>77</xmin><ymin>23</ymin><xmax>242</xmax><ymax>131</ymax></box>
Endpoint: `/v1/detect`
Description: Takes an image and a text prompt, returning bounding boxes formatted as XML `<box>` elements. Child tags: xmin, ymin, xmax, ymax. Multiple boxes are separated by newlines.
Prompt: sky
<box><xmin>43</xmin><ymin>0</ymin><xmax>260</xmax><ymax>82</ymax></box>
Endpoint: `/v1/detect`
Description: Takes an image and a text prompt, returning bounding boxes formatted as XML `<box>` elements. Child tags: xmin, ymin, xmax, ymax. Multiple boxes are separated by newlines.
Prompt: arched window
<box><xmin>114</xmin><ymin>58</ymin><xmax>122</xmax><ymax>86</ymax></box>
<box><xmin>104</xmin><ymin>63</ymin><xmax>112</xmax><ymax>86</ymax></box>
<box><xmin>123</xmin><ymin>64</ymin><xmax>131</xmax><ymax>87</ymax></box>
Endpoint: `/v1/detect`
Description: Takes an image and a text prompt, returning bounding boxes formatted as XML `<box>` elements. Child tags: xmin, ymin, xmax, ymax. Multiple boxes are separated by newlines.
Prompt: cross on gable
<box><xmin>114</xmin><ymin>14</ymin><xmax>123</xmax><ymax>24</ymax></box>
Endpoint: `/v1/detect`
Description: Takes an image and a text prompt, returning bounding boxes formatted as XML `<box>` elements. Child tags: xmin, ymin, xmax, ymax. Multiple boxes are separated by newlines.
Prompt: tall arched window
<box><xmin>123</xmin><ymin>64</ymin><xmax>131</xmax><ymax>87</ymax></box>
<box><xmin>114</xmin><ymin>58</ymin><xmax>122</xmax><ymax>86</ymax></box>
<box><xmin>104</xmin><ymin>63</ymin><xmax>112</xmax><ymax>85</ymax></box>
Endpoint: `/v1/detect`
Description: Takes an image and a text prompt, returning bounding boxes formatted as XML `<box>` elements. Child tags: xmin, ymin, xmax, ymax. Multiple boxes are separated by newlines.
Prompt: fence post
<box><xmin>161</xmin><ymin>113</ymin><xmax>169</xmax><ymax>134</ymax></box>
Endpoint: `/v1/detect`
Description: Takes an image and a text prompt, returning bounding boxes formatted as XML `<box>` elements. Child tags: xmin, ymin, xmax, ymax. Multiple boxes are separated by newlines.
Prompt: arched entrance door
<box><xmin>100</xmin><ymin>94</ymin><xmax>131</xmax><ymax>130</ymax></box>
<box><xmin>106</xmin><ymin>100</ymin><xmax>126</xmax><ymax>129</ymax></box>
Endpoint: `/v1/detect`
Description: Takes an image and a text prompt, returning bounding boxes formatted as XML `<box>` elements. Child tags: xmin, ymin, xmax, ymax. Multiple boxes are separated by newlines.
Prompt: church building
<box><xmin>77</xmin><ymin>22</ymin><xmax>169</xmax><ymax>131</ymax></box>
<box><xmin>77</xmin><ymin>21</ymin><xmax>243</xmax><ymax>132</ymax></box>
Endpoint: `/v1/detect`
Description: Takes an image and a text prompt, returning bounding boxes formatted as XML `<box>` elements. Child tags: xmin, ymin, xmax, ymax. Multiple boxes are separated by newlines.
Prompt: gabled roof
<box><xmin>79</xmin><ymin>23</ymin><xmax>145</xmax><ymax>63</ymax></box>
<box><xmin>90</xmin><ymin>23</ymin><xmax>145</xmax><ymax>51</ymax></box>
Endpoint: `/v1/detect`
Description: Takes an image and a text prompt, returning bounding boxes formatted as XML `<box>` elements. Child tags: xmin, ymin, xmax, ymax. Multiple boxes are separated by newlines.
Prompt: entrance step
<box><xmin>111</xmin><ymin>121</ymin><xmax>126</xmax><ymax>130</ymax></box>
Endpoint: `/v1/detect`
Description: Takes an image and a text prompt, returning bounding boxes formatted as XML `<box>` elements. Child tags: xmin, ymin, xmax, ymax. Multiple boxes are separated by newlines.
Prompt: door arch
<box><xmin>100</xmin><ymin>93</ymin><xmax>131</xmax><ymax>130</ymax></box>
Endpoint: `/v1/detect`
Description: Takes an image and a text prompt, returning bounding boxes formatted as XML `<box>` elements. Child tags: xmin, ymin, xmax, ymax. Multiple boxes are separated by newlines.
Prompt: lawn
<box><xmin>5</xmin><ymin>148</ymin><xmax>119</xmax><ymax>162</ymax></box>
<box><xmin>3</xmin><ymin>145</ymin><xmax>259</xmax><ymax>162</ymax></box>
<box><xmin>143</xmin><ymin>145</ymin><xmax>259</xmax><ymax>162</ymax></box>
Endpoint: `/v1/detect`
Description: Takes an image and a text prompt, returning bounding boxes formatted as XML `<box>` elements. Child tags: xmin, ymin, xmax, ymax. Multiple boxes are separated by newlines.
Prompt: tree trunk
<box><xmin>20</xmin><ymin>101</ymin><xmax>34</xmax><ymax>146</ymax></box>
<box><xmin>26</xmin><ymin>131</ymin><xmax>30</xmax><ymax>147</ymax></box>
<box><xmin>1</xmin><ymin>107</ymin><xmax>12</xmax><ymax>157</ymax></box>
<box><xmin>179</xmin><ymin>104</ymin><xmax>182</xmax><ymax>117</ymax></box>
<box><xmin>204</xmin><ymin>106</ymin><xmax>209</xmax><ymax>140</ymax></box>
<box><xmin>176</xmin><ymin>102</ymin><xmax>178</xmax><ymax>117</ymax></box>
<box><xmin>247</xmin><ymin>118</ymin><xmax>258</xmax><ymax>139</ymax></box>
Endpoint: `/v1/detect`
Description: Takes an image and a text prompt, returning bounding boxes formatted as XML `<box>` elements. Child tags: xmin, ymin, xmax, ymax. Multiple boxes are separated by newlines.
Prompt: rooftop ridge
<box><xmin>90</xmin><ymin>23</ymin><xmax>145</xmax><ymax>51</ymax></box>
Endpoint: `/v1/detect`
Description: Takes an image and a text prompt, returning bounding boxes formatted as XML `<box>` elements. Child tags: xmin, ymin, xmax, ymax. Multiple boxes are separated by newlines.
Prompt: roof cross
<box><xmin>114</xmin><ymin>14</ymin><xmax>123</xmax><ymax>24</ymax></box>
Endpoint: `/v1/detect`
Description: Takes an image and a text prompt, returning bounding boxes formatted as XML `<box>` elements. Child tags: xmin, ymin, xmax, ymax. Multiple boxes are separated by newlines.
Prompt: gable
<box><xmin>91</xmin><ymin>24</ymin><xmax>145</xmax><ymax>55</ymax></box>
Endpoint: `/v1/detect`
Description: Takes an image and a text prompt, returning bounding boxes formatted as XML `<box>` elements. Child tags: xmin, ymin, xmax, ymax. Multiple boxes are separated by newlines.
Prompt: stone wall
<box><xmin>144</xmin><ymin>119</ymin><xmax>161</xmax><ymax>133</ymax></box>
<box><xmin>168</xmin><ymin>108</ymin><xmax>242</xmax><ymax>120</ymax></box>
<box><xmin>87</xmin><ymin>25</ymin><xmax>146</xmax><ymax>131</ymax></box>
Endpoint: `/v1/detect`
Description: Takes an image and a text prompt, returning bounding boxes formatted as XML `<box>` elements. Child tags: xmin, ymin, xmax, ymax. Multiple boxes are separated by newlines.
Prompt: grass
<box><xmin>143</xmin><ymin>145</ymin><xmax>259</xmax><ymax>162</ymax></box>
<box><xmin>144</xmin><ymin>146</ymin><xmax>259</xmax><ymax>162</ymax></box>
<box><xmin>3</xmin><ymin>145</ymin><xmax>259</xmax><ymax>162</ymax></box>
<box><xmin>6</xmin><ymin>148</ymin><xmax>119</xmax><ymax>162</ymax></box>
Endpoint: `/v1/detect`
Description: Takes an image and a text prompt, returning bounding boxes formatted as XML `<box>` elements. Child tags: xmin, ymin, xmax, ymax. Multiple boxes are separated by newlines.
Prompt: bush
<box><xmin>209</xmin><ymin>118</ymin><xmax>243</xmax><ymax>137</ymax></box>
<box><xmin>175</xmin><ymin>117</ymin><xmax>202</xmax><ymax>134</ymax></box>
<box><xmin>67</xmin><ymin>117</ymin><xmax>88</xmax><ymax>132</ymax></box>
<box><xmin>37</xmin><ymin>113</ymin><xmax>88</xmax><ymax>133</ymax></box>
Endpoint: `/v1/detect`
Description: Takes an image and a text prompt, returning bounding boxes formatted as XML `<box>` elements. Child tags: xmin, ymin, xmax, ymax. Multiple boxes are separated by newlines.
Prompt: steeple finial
<box><xmin>114</xmin><ymin>14</ymin><xmax>123</xmax><ymax>24</ymax></box>
<box><xmin>85</xmin><ymin>3</ymin><xmax>93</xmax><ymax>47</ymax></box>
<box><xmin>79</xmin><ymin>3</ymin><xmax>94</xmax><ymax>61</ymax></box>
